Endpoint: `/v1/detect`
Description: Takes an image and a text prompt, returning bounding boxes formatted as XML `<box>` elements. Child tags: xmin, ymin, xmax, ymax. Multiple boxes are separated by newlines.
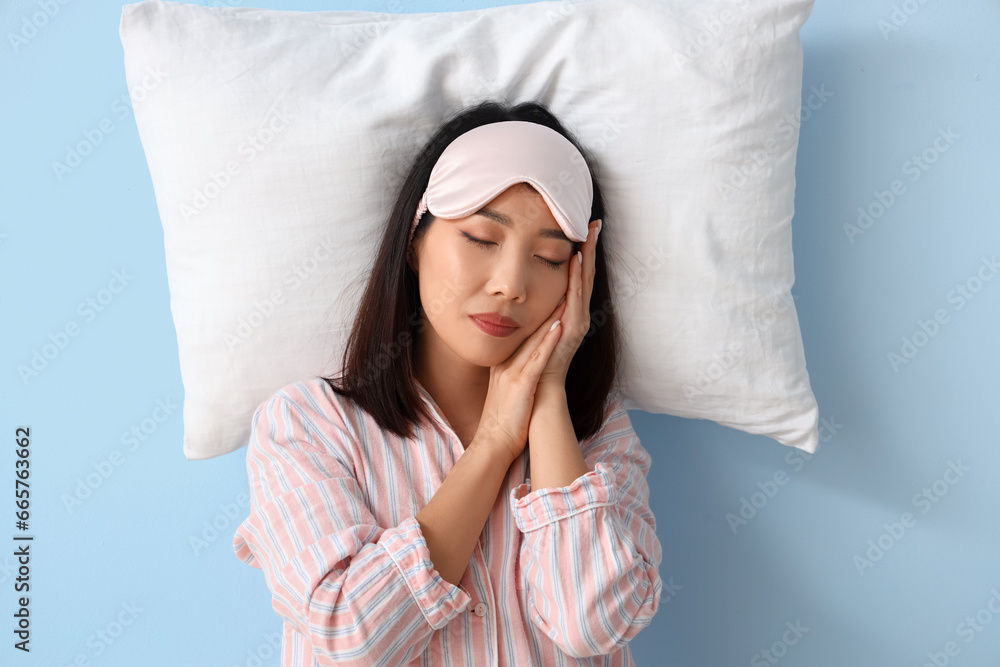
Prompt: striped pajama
<box><xmin>233</xmin><ymin>377</ymin><xmax>662</xmax><ymax>666</ymax></box>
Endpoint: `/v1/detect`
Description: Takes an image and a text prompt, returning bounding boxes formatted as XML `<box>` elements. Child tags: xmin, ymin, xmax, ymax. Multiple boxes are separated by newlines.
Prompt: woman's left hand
<box><xmin>536</xmin><ymin>218</ymin><xmax>602</xmax><ymax>392</ymax></box>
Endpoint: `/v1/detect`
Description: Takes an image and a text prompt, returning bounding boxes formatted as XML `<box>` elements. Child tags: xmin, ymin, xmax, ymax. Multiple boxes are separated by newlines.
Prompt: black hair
<box><xmin>322</xmin><ymin>99</ymin><xmax>623</xmax><ymax>442</ymax></box>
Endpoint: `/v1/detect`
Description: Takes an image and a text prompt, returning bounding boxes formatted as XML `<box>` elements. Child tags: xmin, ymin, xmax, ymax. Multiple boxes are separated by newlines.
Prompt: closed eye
<box><xmin>462</xmin><ymin>232</ymin><xmax>564</xmax><ymax>270</ymax></box>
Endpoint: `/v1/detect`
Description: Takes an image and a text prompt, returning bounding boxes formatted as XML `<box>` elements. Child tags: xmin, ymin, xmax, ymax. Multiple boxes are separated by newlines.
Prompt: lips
<box><xmin>469</xmin><ymin>314</ymin><xmax>519</xmax><ymax>338</ymax></box>
<box><xmin>470</xmin><ymin>312</ymin><xmax>519</xmax><ymax>327</ymax></box>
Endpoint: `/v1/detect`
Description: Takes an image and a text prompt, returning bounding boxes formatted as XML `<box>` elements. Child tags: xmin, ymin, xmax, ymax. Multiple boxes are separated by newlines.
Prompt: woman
<box><xmin>233</xmin><ymin>100</ymin><xmax>662</xmax><ymax>666</ymax></box>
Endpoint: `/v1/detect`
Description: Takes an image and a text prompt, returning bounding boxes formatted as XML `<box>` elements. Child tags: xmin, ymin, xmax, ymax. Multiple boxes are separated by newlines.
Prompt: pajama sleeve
<box><xmin>233</xmin><ymin>393</ymin><xmax>471</xmax><ymax>666</ymax></box>
<box><xmin>508</xmin><ymin>399</ymin><xmax>662</xmax><ymax>659</ymax></box>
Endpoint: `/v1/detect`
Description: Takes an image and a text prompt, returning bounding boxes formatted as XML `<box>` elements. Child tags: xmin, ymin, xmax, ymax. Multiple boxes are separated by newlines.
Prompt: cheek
<box><xmin>436</xmin><ymin>243</ymin><xmax>490</xmax><ymax>289</ymax></box>
<box><xmin>418</xmin><ymin>248</ymin><xmax>474</xmax><ymax>313</ymax></box>
<box><xmin>542</xmin><ymin>270</ymin><xmax>569</xmax><ymax>301</ymax></box>
<box><xmin>516</xmin><ymin>277</ymin><xmax>568</xmax><ymax>333</ymax></box>
<box><xmin>432</xmin><ymin>241</ymin><xmax>473</xmax><ymax>272</ymax></box>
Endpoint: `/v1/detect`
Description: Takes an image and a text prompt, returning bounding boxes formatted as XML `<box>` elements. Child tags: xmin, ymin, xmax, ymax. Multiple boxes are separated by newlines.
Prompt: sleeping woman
<box><xmin>233</xmin><ymin>99</ymin><xmax>663</xmax><ymax>666</ymax></box>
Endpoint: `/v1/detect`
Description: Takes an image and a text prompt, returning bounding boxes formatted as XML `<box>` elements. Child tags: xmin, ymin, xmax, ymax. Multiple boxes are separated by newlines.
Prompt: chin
<box><xmin>463</xmin><ymin>347</ymin><xmax>512</xmax><ymax>368</ymax></box>
<box><xmin>459</xmin><ymin>336</ymin><xmax>522</xmax><ymax>367</ymax></box>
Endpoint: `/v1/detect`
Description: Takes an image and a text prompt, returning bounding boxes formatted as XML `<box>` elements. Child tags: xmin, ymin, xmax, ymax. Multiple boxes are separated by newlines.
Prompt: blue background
<box><xmin>2</xmin><ymin>0</ymin><xmax>999</xmax><ymax>665</ymax></box>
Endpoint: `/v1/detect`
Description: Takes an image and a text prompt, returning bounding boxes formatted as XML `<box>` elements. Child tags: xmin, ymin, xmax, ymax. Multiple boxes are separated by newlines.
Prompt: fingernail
<box><xmin>577</xmin><ymin>251</ymin><xmax>583</xmax><ymax>265</ymax></box>
<box><xmin>596</xmin><ymin>219</ymin><xmax>602</xmax><ymax>238</ymax></box>
<box><xmin>558</xmin><ymin>294</ymin><xmax>566</xmax><ymax>305</ymax></box>
<box><xmin>549</xmin><ymin>319</ymin><xmax>561</xmax><ymax>332</ymax></box>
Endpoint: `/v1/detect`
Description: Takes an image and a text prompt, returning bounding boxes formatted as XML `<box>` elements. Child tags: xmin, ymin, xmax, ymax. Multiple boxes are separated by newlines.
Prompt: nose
<box><xmin>485</xmin><ymin>251</ymin><xmax>529</xmax><ymax>301</ymax></box>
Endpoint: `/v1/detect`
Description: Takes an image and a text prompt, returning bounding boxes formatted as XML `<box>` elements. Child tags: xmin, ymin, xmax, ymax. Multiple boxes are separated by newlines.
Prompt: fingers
<box><xmin>509</xmin><ymin>298</ymin><xmax>566</xmax><ymax>372</ymax></box>
<box><xmin>572</xmin><ymin>218</ymin><xmax>599</xmax><ymax>285</ymax></box>
<box><xmin>524</xmin><ymin>310</ymin><xmax>563</xmax><ymax>376</ymax></box>
<box><xmin>560</xmin><ymin>220</ymin><xmax>598</xmax><ymax>339</ymax></box>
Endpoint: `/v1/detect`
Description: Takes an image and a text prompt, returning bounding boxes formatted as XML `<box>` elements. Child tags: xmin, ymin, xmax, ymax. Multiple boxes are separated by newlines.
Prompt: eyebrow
<box><xmin>474</xmin><ymin>207</ymin><xmax>573</xmax><ymax>244</ymax></box>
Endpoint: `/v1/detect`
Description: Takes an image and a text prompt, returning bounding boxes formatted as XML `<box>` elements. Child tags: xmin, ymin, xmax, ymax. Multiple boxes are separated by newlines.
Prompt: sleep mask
<box><xmin>409</xmin><ymin>120</ymin><xmax>594</xmax><ymax>245</ymax></box>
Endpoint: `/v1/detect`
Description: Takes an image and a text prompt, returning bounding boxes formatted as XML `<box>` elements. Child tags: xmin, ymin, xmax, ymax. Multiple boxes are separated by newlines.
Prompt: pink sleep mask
<box><xmin>409</xmin><ymin>120</ymin><xmax>594</xmax><ymax>245</ymax></box>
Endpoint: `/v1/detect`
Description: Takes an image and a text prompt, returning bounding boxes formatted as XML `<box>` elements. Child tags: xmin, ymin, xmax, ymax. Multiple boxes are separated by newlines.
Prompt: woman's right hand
<box><xmin>473</xmin><ymin>296</ymin><xmax>568</xmax><ymax>464</ymax></box>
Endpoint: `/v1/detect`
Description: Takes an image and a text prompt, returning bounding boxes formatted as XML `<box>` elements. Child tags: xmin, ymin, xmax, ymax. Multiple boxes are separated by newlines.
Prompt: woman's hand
<box><xmin>473</xmin><ymin>292</ymin><xmax>570</xmax><ymax>465</ymax></box>
<box><xmin>537</xmin><ymin>218</ymin><xmax>601</xmax><ymax>392</ymax></box>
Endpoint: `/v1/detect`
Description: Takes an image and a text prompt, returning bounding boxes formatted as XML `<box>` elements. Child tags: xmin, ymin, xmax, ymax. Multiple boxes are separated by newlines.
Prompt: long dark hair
<box><xmin>322</xmin><ymin>99</ymin><xmax>623</xmax><ymax>443</ymax></box>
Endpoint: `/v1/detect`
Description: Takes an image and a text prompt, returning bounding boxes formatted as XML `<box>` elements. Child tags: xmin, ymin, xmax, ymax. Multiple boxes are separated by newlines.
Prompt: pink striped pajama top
<box><xmin>233</xmin><ymin>376</ymin><xmax>662</xmax><ymax>666</ymax></box>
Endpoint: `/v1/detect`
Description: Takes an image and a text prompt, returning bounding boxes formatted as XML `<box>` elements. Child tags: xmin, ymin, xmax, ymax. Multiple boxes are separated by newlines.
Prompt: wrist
<box><xmin>469</xmin><ymin>431</ymin><xmax>518</xmax><ymax>467</ymax></box>
<box><xmin>534</xmin><ymin>381</ymin><xmax>567</xmax><ymax>405</ymax></box>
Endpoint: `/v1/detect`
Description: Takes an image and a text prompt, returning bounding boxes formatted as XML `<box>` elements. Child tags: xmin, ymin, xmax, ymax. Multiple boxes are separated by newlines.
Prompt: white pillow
<box><xmin>119</xmin><ymin>0</ymin><xmax>820</xmax><ymax>460</ymax></box>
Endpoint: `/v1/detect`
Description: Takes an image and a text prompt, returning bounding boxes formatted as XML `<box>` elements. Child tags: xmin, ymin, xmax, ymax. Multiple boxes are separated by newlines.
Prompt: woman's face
<box><xmin>410</xmin><ymin>183</ymin><xmax>579</xmax><ymax>368</ymax></box>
